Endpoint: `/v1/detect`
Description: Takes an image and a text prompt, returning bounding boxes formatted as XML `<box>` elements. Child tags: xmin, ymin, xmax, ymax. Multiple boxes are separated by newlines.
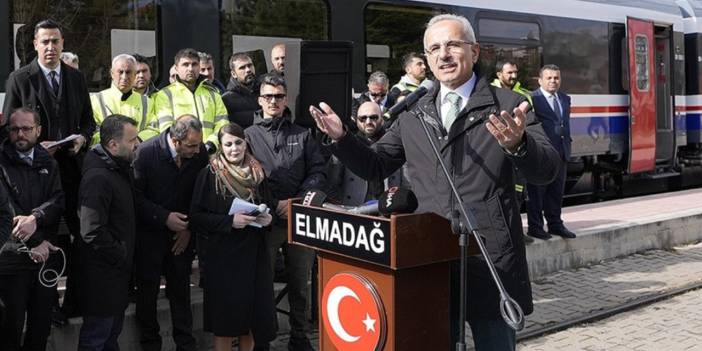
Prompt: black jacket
<box><xmin>2</xmin><ymin>59</ymin><xmax>96</xmax><ymax>145</ymax></box>
<box><xmin>222</xmin><ymin>78</ymin><xmax>260</xmax><ymax>129</ymax></box>
<box><xmin>245</xmin><ymin>110</ymin><xmax>326</xmax><ymax>202</ymax></box>
<box><xmin>0</xmin><ymin>142</ymin><xmax>61</xmax><ymax>273</ymax></box>
<box><xmin>134</xmin><ymin>129</ymin><xmax>208</xmax><ymax>238</ymax></box>
<box><xmin>77</xmin><ymin>145</ymin><xmax>136</xmax><ymax>316</ymax></box>
<box><xmin>330</xmin><ymin>75</ymin><xmax>561</xmax><ymax>319</ymax></box>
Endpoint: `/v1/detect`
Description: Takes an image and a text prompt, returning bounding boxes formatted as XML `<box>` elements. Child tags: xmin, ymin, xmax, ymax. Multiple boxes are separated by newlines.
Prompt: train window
<box><xmin>364</xmin><ymin>3</ymin><xmax>441</xmax><ymax>85</ymax></box>
<box><xmin>10</xmin><ymin>0</ymin><xmax>158</xmax><ymax>92</ymax></box>
<box><xmin>477</xmin><ymin>18</ymin><xmax>542</xmax><ymax>91</ymax></box>
<box><xmin>634</xmin><ymin>35</ymin><xmax>650</xmax><ymax>91</ymax></box>
<box><xmin>220</xmin><ymin>0</ymin><xmax>328</xmax><ymax>76</ymax></box>
<box><xmin>479</xmin><ymin>44</ymin><xmax>542</xmax><ymax>90</ymax></box>
<box><xmin>477</xmin><ymin>18</ymin><xmax>540</xmax><ymax>41</ymax></box>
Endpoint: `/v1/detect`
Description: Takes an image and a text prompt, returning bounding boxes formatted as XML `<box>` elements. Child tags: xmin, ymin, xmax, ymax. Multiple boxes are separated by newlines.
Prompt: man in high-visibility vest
<box><xmin>492</xmin><ymin>60</ymin><xmax>534</xmax><ymax>243</ymax></box>
<box><xmin>491</xmin><ymin>60</ymin><xmax>533</xmax><ymax>105</ymax></box>
<box><xmin>91</xmin><ymin>54</ymin><xmax>158</xmax><ymax>144</ymax></box>
<box><xmin>389</xmin><ymin>51</ymin><xmax>427</xmax><ymax>99</ymax></box>
<box><xmin>152</xmin><ymin>48</ymin><xmax>228</xmax><ymax>153</ymax></box>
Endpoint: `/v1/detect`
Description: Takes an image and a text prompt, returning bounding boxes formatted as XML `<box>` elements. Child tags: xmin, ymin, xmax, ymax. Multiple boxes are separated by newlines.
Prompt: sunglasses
<box><xmin>369</xmin><ymin>92</ymin><xmax>387</xmax><ymax>98</ymax></box>
<box><xmin>357</xmin><ymin>114</ymin><xmax>380</xmax><ymax>122</ymax></box>
<box><xmin>260</xmin><ymin>93</ymin><xmax>286</xmax><ymax>102</ymax></box>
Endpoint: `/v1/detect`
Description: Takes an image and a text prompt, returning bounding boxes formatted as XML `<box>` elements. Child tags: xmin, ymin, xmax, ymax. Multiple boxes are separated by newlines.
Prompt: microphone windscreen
<box><xmin>419</xmin><ymin>79</ymin><xmax>435</xmax><ymax>91</ymax></box>
<box><xmin>378</xmin><ymin>187</ymin><xmax>418</xmax><ymax>217</ymax></box>
<box><xmin>302</xmin><ymin>189</ymin><xmax>327</xmax><ymax>207</ymax></box>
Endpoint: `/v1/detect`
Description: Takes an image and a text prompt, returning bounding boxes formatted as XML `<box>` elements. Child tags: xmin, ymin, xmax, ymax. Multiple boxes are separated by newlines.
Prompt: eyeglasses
<box><xmin>369</xmin><ymin>92</ymin><xmax>386</xmax><ymax>98</ymax></box>
<box><xmin>357</xmin><ymin>114</ymin><xmax>380</xmax><ymax>122</ymax></box>
<box><xmin>9</xmin><ymin>126</ymin><xmax>35</xmax><ymax>134</ymax></box>
<box><xmin>260</xmin><ymin>94</ymin><xmax>286</xmax><ymax>102</ymax></box>
<box><xmin>424</xmin><ymin>39</ymin><xmax>472</xmax><ymax>56</ymax></box>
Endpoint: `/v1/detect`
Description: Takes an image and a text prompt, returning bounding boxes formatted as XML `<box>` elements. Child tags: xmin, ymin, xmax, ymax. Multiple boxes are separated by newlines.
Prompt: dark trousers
<box><xmin>267</xmin><ymin>225</ymin><xmax>315</xmax><ymax>339</ymax></box>
<box><xmin>135</xmin><ymin>242</ymin><xmax>196</xmax><ymax>351</ymax></box>
<box><xmin>449</xmin><ymin>264</ymin><xmax>516</xmax><ymax>351</ymax></box>
<box><xmin>526</xmin><ymin>161</ymin><xmax>567</xmax><ymax>231</ymax></box>
<box><xmin>58</xmin><ymin>160</ymin><xmax>82</xmax><ymax>315</ymax></box>
<box><xmin>0</xmin><ymin>271</ymin><xmax>55</xmax><ymax>351</ymax></box>
<box><xmin>78</xmin><ymin>314</ymin><xmax>125</xmax><ymax>351</ymax></box>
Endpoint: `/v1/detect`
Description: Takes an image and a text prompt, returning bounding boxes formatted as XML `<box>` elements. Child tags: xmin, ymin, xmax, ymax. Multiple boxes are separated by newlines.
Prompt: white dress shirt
<box><xmin>439</xmin><ymin>73</ymin><xmax>476</xmax><ymax>125</ymax></box>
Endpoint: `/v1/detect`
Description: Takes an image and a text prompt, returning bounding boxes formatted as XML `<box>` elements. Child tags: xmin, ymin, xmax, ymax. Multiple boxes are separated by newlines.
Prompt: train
<box><xmin>2</xmin><ymin>0</ymin><xmax>702</xmax><ymax>200</ymax></box>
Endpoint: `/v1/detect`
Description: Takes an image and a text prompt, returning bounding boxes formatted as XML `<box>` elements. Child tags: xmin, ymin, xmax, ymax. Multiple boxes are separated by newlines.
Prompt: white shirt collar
<box><xmin>439</xmin><ymin>72</ymin><xmax>476</xmax><ymax>111</ymax></box>
<box><xmin>166</xmin><ymin>133</ymin><xmax>178</xmax><ymax>159</ymax></box>
<box><xmin>539</xmin><ymin>87</ymin><xmax>558</xmax><ymax>100</ymax></box>
<box><xmin>37</xmin><ymin>60</ymin><xmax>61</xmax><ymax>80</ymax></box>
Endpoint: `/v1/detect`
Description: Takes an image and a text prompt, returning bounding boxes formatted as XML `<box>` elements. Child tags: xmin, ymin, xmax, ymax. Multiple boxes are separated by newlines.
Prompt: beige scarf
<box><xmin>211</xmin><ymin>151</ymin><xmax>265</xmax><ymax>201</ymax></box>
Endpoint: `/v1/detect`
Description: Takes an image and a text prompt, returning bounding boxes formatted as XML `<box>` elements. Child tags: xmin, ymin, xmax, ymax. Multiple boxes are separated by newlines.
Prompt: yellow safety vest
<box><xmin>90</xmin><ymin>85</ymin><xmax>158</xmax><ymax>145</ymax></box>
<box><xmin>491</xmin><ymin>79</ymin><xmax>533</xmax><ymax>106</ymax></box>
<box><xmin>151</xmin><ymin>79</ymin><xmax>228</xmax><ymax>147</ymax></box>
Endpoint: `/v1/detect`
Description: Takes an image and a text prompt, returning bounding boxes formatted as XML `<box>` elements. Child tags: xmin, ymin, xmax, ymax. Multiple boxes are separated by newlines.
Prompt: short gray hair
<box><xmin>111</xmin><ymin>54</ymin><xmax>137</xmax><ymax>69</ymax></box>
<box><xmin>424</xmin><ymin>14</ymin><xmax>477</xmax><ymax>47</ymax></box>
<box><xmin>367</xmin><ymin>71</ymin><xmax>389</xmax><ymax>88</ymax></box>
<box><xmin>171</xmin><ymin>114</ymin><xmax>202</xmax><ymax>141</ymax></box>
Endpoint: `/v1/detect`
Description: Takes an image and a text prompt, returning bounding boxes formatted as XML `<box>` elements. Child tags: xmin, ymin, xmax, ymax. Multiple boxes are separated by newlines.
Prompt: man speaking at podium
<box><xmin>310</xmin><ymin>14</ymin><xmax>560</xmax><ymax>351</ymax></box>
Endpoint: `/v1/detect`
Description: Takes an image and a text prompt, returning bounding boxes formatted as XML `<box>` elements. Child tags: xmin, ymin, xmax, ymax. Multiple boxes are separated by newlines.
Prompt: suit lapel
<box><xmin>27</xmin><ymin>60</ymin><xmax>51</xmax><ymax>115</ymax></box>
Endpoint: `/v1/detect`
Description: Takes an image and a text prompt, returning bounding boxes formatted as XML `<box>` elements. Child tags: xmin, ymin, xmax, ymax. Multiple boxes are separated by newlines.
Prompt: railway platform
<box><xmin>46</xmin><ymin>189</ymin><xmax>702</xmax><ymax>350</ymax></box>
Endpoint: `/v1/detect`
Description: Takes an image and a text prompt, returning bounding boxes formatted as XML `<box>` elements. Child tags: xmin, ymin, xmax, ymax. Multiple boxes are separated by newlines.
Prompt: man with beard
<box><xmin>0</xmin><ymin>107</ymin><xmax>63</xmax><ymax>351</ymax></box>
<box><xmin>91</xmin><ymin>54</ymin><xmax>158</xmax><ymax>145</ymax></box>
<box><xmin>326</xmin><ymin>101</ymin><xmax>408</xmax><ymax>205</ymax></box>
<box><xmin>153</xmin><ymin>48</ymin><xmax>228</xmax><ymax>153</ymax></box>
<box><xmin>222</xmin><ymin>53</ymin><xmax>259</xmax><ymax>129</ymax></box>
<box><xmin>389</xmin><ymin>52</ymin><xmax>427</xmax><ymax>101</ymax></box>
<box><xmin>270</xmin><ymin>43</ymin><xmax>285</xmax><ymax>76</ymax></box>
<box><xmin>199</xmin><ymin>52</ymin><xmax>226</xmax><ymax>94</ymax></box>
<box><xmin>491</xmin><ymin>60</ymin><xmax>532</xmax><ymax>105</ymax></box>
<box><xmin>76</xmin><ymin>114</ymin><xmax>140</xmax><ymax>350</ymax></box>
<box><xmin>133</xmin><ymin>115</ymin><xmax>207</xmax><ymax>351</ymax></box>
<box><xmin>133</xmin><ymin>54</ymin><xmax>159</xmax><ymax>97</ymax></box>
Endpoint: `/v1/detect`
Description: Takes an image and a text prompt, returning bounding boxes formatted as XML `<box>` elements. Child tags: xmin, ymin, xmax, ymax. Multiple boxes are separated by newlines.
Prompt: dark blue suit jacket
<box><xmin>531</xmin><ymin>89</ymin><xmax>572</xmax><ymax>160</ymax></box>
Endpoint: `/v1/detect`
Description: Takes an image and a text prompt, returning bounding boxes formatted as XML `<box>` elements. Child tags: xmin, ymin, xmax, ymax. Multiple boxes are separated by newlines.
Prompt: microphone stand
<box><xmin>414</xmin><ymin>110</ymin><xmax>525</xmax><ymax>351</ymax></box>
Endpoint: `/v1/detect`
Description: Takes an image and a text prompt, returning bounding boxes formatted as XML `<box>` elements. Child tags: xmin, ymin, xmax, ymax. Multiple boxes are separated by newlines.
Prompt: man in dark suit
<box><xmin>527</xmin><ymin>64</ymin><xmax>575</xmax><ymax>240</ymax></box>
<box><xmin>133</xmin><ymin>115</ymin><xmax>208</xmax><ymax>351</ymax></box>
<box><xmin>2</xmin><ymin>19</ymin><xmax>96</xmax><ymax>323</ymax></box>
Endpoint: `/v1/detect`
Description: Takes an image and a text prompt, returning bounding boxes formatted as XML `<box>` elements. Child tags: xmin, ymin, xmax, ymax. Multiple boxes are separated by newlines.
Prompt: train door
<box><xmin>627</xmin><ymin>17</ymin><xmax>657</xmax><ymax>173</ymax></box>
<box><xmin>654</xmin><ymin>25</ymin><xmax>675</xmax><ymax>167</ymax></box>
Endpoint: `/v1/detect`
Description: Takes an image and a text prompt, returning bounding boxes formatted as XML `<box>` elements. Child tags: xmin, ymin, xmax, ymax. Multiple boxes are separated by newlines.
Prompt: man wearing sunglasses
<box><xmin>326</xmin><ymin>101</ymin><xmax>408</xmax><ymax>206</ymax></box>
<box><xmin>351</xmin><ymin>71</ymin><xmax>397</xmax><ymax>120</ymax></box>
<box><xmin>244</xmin><ymin>73</ymin><xmax>326</xmax><ymax>351</ymax></box>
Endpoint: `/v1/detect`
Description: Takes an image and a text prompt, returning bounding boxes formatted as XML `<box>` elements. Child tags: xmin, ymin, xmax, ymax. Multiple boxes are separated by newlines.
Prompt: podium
<box><xmin>288</xmin><ymin>201</ymin><xmax>475</xmax><ymax>351</ymax></box>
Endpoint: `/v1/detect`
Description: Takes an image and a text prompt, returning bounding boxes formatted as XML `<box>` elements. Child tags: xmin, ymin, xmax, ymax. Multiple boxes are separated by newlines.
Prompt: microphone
<box><xmin>378</xmin><ymin>187</ymin><xmax>418</xmax><ymax>217</ymax></box>
<box><xmin>302</xmin><ymin>188</ymin><xmax>418</xmax><ymax>217</ymax></box>
<box><xmin>386</xmin><ymin>80</ymin><xmax>435</xmax><ymax>117</ymax></box>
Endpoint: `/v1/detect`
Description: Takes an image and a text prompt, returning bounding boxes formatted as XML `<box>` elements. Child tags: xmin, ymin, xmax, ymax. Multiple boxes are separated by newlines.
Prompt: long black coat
<box><xmin>0</xmin><ymin>142</ymin><xmax>64</xmax><ymax>273</ymax></box>
<box><xmin>76</xmin><ymin>145</ymin><xmax>136</xmax><ymax>316</ymax></box>
<box><xmin>331</xmin><ymin>75</ymin><xmax>561</xmax><ymax>319</ymax></box>
<box><xmin>2</xmin><ymin>59</ymin><xmax>95</xmax><ymax>144</ymax></box>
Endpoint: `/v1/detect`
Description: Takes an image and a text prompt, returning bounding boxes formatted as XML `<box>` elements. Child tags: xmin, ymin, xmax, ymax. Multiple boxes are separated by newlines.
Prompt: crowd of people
<box><xmin>0</xmin><ymin>12</ymin><xmax>574</xmax><ymax>351</ymax></box>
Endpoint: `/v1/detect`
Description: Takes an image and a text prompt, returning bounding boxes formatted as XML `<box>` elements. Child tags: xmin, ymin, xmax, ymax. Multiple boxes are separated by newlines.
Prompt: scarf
<box><xmin>211</xmin><ymin>151</ymin><xmax>265</xmax><ymax>201</ymax></box>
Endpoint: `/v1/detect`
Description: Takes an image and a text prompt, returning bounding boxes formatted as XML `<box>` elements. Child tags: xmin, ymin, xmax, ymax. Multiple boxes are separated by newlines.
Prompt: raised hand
<box><xmin>309</xmin><ymin>102</ymin><xmax>346</xmax><ymax>141</ymax></box>
<box><xmin>485</xmin><ymin>101</ymin><xmax>529</xmax><ymax>152</ymax></box>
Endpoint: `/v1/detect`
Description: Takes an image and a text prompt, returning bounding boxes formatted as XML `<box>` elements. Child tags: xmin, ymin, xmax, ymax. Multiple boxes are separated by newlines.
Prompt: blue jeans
<box><xmin>78</xmin><ymin>314</ymin><xmax>125</xmax><ymax>351</ymax></box>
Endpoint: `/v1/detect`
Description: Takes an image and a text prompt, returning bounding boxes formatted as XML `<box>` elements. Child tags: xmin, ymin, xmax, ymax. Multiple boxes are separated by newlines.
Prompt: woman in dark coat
<box><xmin>190</xmin><ymin>123</ymin><xmax>277</xmax><ymax>351</ymax></box>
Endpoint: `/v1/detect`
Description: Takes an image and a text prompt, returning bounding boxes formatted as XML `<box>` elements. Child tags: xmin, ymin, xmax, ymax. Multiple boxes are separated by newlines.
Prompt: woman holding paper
<box><xmin>190</xmin><ymin>123</ymin><xmax>277</xmax><ymax>351</ymax></box>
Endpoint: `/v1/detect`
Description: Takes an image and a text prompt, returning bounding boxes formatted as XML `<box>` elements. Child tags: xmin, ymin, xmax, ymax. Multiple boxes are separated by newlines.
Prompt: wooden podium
<box><xmin>288</xmin><ymin>201</ymin><xmax>473</xmax><ymax>351</ymax></box>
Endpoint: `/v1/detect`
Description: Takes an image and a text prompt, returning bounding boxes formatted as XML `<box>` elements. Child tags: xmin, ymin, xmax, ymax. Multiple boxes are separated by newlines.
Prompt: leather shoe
<box><xmin>549</xmin><ymin>227</ymin><xmax>576</xmax><ymax>239</ymax></box>
<box><xmin>527</xmin><ymin>228</ymin><xmax>551</xmax><ymax>240</ymax></box>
